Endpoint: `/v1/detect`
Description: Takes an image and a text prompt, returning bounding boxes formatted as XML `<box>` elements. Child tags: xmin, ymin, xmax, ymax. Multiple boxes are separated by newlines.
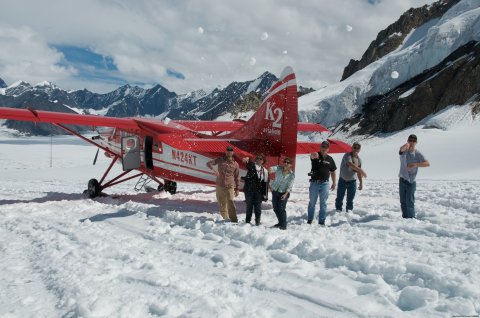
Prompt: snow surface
<box><xmin>1</xmin><ymin>108</ymin><xmax>479</xmax><ymax>317</ymax></box>
<box><xmin>298</xmin><ymin>0</ymin><xmax>480</xmax><ymax>127</ymax></box>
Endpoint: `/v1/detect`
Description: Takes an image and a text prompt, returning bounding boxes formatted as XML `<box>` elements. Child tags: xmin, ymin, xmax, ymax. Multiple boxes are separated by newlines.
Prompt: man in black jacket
<box><xmin>242</xmin><ymin>154</ymin><xmax>269</xmax><ymax>225</ymax></box>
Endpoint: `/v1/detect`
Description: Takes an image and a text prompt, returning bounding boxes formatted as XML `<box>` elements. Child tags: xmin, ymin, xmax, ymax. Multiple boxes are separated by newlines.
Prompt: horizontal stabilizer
<box><xmin>172</xmin><ymin>120</ymin><xmax>245</xmax><ymax>132</ymax></box>
<box><xmin>297</xmin><ymin>122</ymin><xmax>330</xmax><ymax>133</ymax></box>
<box><xmin>296</xmin><ymin>139</ymin><xmax>352</xmax><ymax>154</ymax></box>
<box><xmin>171</xmin><ymin>120</ymin><xmax>329</xmax><ymax>134</ymax></box>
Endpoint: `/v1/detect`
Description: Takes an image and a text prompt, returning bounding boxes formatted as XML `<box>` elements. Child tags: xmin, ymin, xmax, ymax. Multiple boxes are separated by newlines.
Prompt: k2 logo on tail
<box><xmin>265</xmin><ymin>102</ymin><xmax>283</xmax><ymax>128</ymax></box>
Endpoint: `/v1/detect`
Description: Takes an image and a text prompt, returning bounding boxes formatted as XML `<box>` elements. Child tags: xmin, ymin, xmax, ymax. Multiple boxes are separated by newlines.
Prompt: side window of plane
<box><xmin>121</xmin><ymin>136</ymin><xmax>141</xmax><ymax>170</ymax></box>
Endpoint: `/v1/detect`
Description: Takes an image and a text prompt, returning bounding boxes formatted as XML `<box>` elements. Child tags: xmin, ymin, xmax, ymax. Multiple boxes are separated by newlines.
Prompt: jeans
<box><xmin>272</xmin><ymin>191</ymin><xmax>289</xmax><ymax>229</ymax></box>
<box><xmin>308</xmin><ymin>181</ymin><xmax>330</xmax><ymax>223</ymax></box>
<box><xmin>245</xmin><ymin>190</ymin><xmax>262</xmax><ymax>223</ymax></box>
<box><xmin>335</xmin><ymin>178</ymin><xmax>357</xmax><ymax>211</ymax></box>
<box><xmin>399</xmin><ymin>178</ymin><xmax>416</xmax><ymax>218</ymax></box>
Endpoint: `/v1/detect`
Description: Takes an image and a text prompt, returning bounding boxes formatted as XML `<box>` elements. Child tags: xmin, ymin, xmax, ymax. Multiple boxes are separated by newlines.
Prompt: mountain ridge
<box><xmin>0</xmin><ymin>71</ymin><xmax>279</xmax><ymax>135</ymax></box>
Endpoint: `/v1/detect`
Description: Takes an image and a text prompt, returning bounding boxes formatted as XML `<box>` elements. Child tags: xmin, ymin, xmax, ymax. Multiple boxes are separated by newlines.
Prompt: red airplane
<box><xmin>0</xmin><ymin>66</ymin><xmax>351</xmax><ymax>197</ymax></box>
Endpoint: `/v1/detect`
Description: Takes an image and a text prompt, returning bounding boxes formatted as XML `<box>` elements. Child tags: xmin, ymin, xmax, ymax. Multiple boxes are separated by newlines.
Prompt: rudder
<box><xmin>229</xmin><ymin>66</ymin><xmax>298</xmax><ymax>167</ymax></box>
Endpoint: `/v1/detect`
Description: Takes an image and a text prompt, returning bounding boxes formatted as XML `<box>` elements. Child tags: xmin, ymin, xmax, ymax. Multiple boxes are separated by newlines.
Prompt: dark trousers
<box><xmin>335</xmin><ymin>178</ymin><xmax>357</xmax><ymax>211</ymax></box>
<box><xmin>399</xmin><ymin>178</ymin><xmax>416</xmax><ymax>218</ymax></box>
<box><xmin>272</xmin><ymin>191</ymin><xmax>289</xmax><ymax>229</ymax></box>
<box><xmin>245</xmin><ymin>190</ymin><xmax>262</xmax><ymax>223</ymax></box>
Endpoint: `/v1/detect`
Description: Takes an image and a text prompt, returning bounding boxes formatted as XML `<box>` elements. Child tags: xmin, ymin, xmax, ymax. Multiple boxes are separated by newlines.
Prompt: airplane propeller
<box><xmin>93</xmin><ymin>148</ymin><xmax>99</xmax><ymax>165</ymax></box>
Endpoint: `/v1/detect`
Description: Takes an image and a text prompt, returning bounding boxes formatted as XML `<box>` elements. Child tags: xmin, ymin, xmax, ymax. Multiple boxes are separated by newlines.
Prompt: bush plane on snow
<box><xmin>0</xmin><ymin>66</ymin><xmax>351</xmax><ymax>198</ymax></box>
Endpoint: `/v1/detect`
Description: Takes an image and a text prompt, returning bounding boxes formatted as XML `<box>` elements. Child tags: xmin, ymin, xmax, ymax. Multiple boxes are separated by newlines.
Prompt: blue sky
<box><xmin>0</xmin><ymin>0</ymin><xmax>436</xmax><ymax>93</ymax></box>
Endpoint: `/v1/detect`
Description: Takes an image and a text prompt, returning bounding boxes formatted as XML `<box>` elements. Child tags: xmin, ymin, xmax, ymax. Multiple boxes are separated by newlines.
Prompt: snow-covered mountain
<box><xmin>299</xmin><ymin>0</ymin><xmax>480</xmax><ymax>134</ymax></box>
<box><xmin>0</xmin><ymin>72</ymin><xmax>278</xmax><ymax>135</ymax></box>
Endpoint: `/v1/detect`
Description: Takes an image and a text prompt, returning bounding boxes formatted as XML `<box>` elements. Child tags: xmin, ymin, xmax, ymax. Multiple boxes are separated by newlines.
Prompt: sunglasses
<box><xmin>352</xmin><ymin>147</ymin><xmax>361</xmax><ymax>150</ymax></box>
<box><xmin>283</xmin><ymin>161</ymin><xmax>291</xmax><ymax>164</ymax></box>
<box><xmin>408</xmin><ymin>139</ymin><xmax>417</xmax><ymax>142</ymax></box>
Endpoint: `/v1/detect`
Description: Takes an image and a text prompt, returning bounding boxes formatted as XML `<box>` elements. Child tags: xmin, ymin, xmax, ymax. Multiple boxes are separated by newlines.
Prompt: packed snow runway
<box><xmin>0</xmin><ymin>130</ymin><xmax>479</xmax><ymax>317</ymax></box>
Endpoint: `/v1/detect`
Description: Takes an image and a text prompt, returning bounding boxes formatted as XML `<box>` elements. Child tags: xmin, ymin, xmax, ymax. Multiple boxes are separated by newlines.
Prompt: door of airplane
<box><xmin>121</xmin><ymin>136</ymin><xmax>141</xmax><ymax>170</ymax></box>
<box><xmin>144</xmin><ymin>136</ymin><xmax>154</xmax><ymax>170</ymax></box>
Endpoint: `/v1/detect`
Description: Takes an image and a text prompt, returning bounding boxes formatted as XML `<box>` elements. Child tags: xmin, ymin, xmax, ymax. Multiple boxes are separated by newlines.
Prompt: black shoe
<box><xmin>307</xmin><ymin>220</ymin><xmax>312</xmax><ymax>224</ymax></box>
<box><xmin>255</xmin><ymin>220</ymin><xmax>261</xmax><ymax>226</ymax></box>
<box><xmin>279</xmin><ymin>226</ymin><xmax>287</xmax><ymax>230</ymax></box>
<box><xmin>245</xmin><ymin>220</ymin><xmax>251</xmax><ymax>224</ymax></box>
<box><xmin>271</xmin><ymin>223</ymin><xmax>280</xmax><ymax>228</ymax></box>
<box><xmin>319</xmin><ymin>220</ymin><xmax>325</xmax><ymax>225</ymax></box>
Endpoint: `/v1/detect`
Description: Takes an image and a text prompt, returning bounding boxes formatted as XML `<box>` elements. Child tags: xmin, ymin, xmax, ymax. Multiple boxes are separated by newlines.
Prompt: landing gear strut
<box><xmin>85</xmin><ymin>156</ymin><xmax>142</xmax><ymax>198</ymax></box>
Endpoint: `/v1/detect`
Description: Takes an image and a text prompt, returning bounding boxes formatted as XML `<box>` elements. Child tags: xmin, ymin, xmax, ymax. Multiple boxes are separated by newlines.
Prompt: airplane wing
<box><xmin>296</xmin><ymin>139</ymin><xmax>352</xmax><ymax>154</ymax></box>
<box><xmin>0</xmin><ymin>107</ymin><xmax>190</xmax><ymax>135</ymax></box>
<box><xmin>0</xmin><ymin>107</ymin><xmax>140</xmax><ymax>131</ymax></box>
<box><xmin>0</xmin><ymin>107</ymin><xmax>330</xmax><ymax>134</ymax></box>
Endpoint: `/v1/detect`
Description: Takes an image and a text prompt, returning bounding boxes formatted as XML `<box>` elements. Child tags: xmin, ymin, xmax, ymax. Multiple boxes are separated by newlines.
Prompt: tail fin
<box><xmin>229</xmin><ymin>66</ymin><xmax>298</xmax><ymax>167</ymax></box>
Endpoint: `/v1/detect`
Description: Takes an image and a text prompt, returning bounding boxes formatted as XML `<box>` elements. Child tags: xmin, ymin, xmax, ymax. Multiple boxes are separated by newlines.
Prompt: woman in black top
<box><xmin>242</xmin><ymin>154</ymin><xmax>268</xmax><ymax>225</ymax></box>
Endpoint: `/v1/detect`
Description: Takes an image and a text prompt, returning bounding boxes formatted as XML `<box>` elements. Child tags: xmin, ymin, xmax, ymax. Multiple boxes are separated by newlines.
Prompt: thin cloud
<box><xmin>0</xmin><ymin>0</ymin><xmax>437</xmax><ymax>93</ymax></box>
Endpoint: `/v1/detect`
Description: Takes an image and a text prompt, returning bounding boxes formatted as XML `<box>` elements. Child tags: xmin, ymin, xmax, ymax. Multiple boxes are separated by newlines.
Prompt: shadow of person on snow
<box><xmin>0</xmin><ymin>192</ymin><xmax>86</xmax><ymax>205</ymax></box>
<box><xmin>79</xmin><ymin>208</ymin><xmax>137</xmax><ymax>222</ymax></box>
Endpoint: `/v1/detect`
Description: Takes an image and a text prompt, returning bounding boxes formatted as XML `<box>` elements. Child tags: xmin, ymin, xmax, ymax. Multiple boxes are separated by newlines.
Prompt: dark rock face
<box><xmin>298</xmin><ymin>86</ymin><xmax>315</xmax><ymax>98</ymax></box>
<box><xmin>0</xmin><ymin>77</ymin><xmax>7</xmax><ymax>88</ymax></box>
<box><xmin>229</xmin><ymin>91</ymin><xmax>262</xmax><ymax>118</ymax></box>
<box><xmin>169</xmin><ymin>71</ymin><xmax>278</xmax><ymax>120</ymax></box>
<box><xmin>0</xmin><ymin>71</ymin><xmax>278</xmax><ymax>135</ymax></box>
<box><xmin>341</xmin><ymin>0</ymin><xmax>461</xmax><ymax>81</ymax></box>
<box><xmin>342</xmin><ymin>41</ymin><xmax>480</xmax><ymax>135</ymax></box>
<box><xmin>473</xmin><ymin>101</ymin><xmax>480</xmax><ymax>118</ymax></box>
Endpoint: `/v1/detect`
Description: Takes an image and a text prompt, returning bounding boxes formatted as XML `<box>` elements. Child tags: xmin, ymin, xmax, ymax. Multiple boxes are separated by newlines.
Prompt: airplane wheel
<box><xmin>157</xmin><ymin>183</ymin><xmax>165</xmax><ymax>191</ymax></box>
<box><xmin>87</xmin><ymin>178</ymin><xmax>101</xmax><ymax>198</ymax></box>
<box><xmin>164</xmin><ymin>180</ymin><xmax>177</xmax><ymax>194</ymax></box>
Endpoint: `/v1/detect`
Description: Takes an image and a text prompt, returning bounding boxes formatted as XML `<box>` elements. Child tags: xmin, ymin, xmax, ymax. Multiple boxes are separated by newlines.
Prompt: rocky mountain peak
<box><xmin>341</xmin><ymin>0</ymin><xmax>462</xmax><ymax>81</ymax></box>
<box><xmin>0</xmin><ymin>77</ymin><xmax>7</xmax><ymax>88</ymax></box>
<box><xmin>5</xmin><ymin>81</ymin><xmax>33</xmax><ymax>96</ymax></box>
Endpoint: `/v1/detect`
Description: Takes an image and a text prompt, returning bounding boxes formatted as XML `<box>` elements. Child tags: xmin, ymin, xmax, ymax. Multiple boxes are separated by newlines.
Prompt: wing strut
<box><xmin>54</xmin><ymin>123</ymin><xmax>117</xmax><ymax>157</ymax></box>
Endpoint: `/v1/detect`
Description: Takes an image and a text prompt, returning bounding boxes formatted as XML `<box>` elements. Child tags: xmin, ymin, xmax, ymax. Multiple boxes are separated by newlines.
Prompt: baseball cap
<box><xmin>226</xmin><ymin>146</ymin><xmax>234</xmax><ymax>151</ymax></box>
<box><xmin>408</xmin><ymin>134</ymin><xmax>417</xmax><ymax>142</ymax></box>
<box><xmin>321</xmin><ymin>141</ymin><xmax>330</xmax><ymax>148</ymax></box>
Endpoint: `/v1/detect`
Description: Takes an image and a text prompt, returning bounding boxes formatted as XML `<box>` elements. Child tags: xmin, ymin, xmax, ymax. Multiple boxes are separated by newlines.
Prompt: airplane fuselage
<box><xmin>96</xmin><ymin>128</ymin><xmax>249</xmax><ymax>188</ymax></box>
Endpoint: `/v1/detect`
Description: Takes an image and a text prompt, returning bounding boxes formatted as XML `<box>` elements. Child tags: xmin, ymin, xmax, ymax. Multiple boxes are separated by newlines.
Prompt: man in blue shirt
<box><xmin>398</xmin><ymin>134</ymin><xmax>430</xmax><ymax>218</ymax></box>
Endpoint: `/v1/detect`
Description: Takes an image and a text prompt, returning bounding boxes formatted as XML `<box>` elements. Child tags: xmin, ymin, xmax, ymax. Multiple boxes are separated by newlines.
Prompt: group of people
<box><xmin>206</xmin><ymin>134</ymin><xmax>429</xmax><ymax>229</ymax></box>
